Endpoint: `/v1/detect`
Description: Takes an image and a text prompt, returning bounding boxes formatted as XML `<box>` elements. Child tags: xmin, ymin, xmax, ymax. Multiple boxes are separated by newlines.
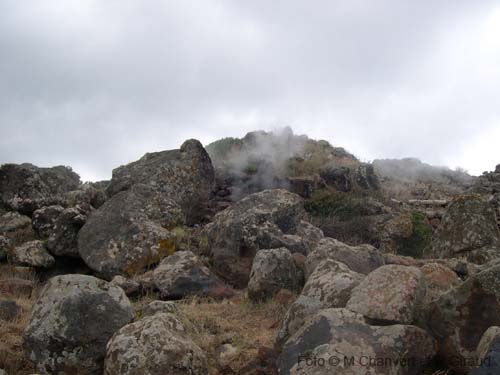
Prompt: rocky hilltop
<box><xmin>1</xmin><ymin>130</ymin><xmax>500</xmax><ymax>375</ymax></box>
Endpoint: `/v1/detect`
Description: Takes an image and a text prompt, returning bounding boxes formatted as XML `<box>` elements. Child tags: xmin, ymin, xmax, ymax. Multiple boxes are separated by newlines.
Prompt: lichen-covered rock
<box><xmin>23</xmin><ymin>274</ymin><xmax>133</xmax><ymax>375</ymax></box>
<box><xmin>65</xmin><ymin>181</ymin><xmax>107</xmax><ymax>208</ymax></box>
<box><xmin>140</xmin><ymin>300</ymin><xmax>177</xmax><ymax>316</ymax></box>
<box><xmin>247</xmin><ymin>248</ymin><xmax>302</xmax><ymax>302</ymax></box>
<box><xmin>47</xmin><ymin>205</ymin><xmax>89</xmax><ymax>257</ymax></box>
<box><xmin>110</xmin><ymin>275</ymin><xmax>141</xmax><ymax>296</ymax></box>
<box><xmin>0</xmin><ymin>163</ymin><xmax>80</xmax><ymax>215</ymax></box>
<box><xmin>426</xmin><ymin>195</ymin><xmax>500</xmax><ymax>264</ymax></box>
<box><xmin>201</xmin><ymin>189</ymin><xmax>311</xmax><ymax>287</ymax></box>
<box><xmin>104</xmin><ymin>313</ymin><xmax>207</xmax><ymax>375</ymax></box>
<box><xmin>346</xmin><ymin>265</ymin><xmax>426</xmax><ymax>324</ymax></box>
<box><xmin>379</xmin><ymin>213</ymin><xmax>414</xmax><ymax>254</ymax></box>
<box><xmin>31</xmin><ymin>205</ymin><xmax>64</xmax><ymax>239</ymax></box>
<box><xmin>153</xmin><ymin>250</ymin><xmax>234</xmax><ymax>300</ymax></box>
<box><xmin>320</xmin><ymin>166</ymin><xmax>351</xmax><ymax>192</ymax></box>
<box><xmin>302</xmin><ymin>259</ymin><xmax>363</xmax><ymax>308</ymax></box>
<box><xmin>78</xmin><ymin>184</ymin><xmax>174</xmax><ymax>279</ymax></box>
<box><xmin>425</xmin><ymin>263</ymin><xmax>500</xmax><ymax>373</ymax></box>
<box><xmin>105</xmin><ymin>139</ymin><xmax>214</xmax><ymax>225</ymax></box>
<box><xmin>420</xmin><ymin>262</ymin><xmax>461</xmax><ymax>304</ymax></box>
<box><xmin>12</xmin><ymin>240</ymin><xmax>54</xmax><ymax>268</ymax></box>
<box><xmin>0</xmin><ymin>212</ymin><xmax>35</xmax><ymax>251</ymax></box>
<box><xmin>277</xmin><ymin>308</ymin><xmax>436</xmax><ymax>375</ymax></box>
<box><xmin>305</xmin><ymin>237</ymin><xmax>384</xmax><ymax>278</ymax></box>
<box><xmin>275</xmin><ymin>260</ymin><xmax>364</xmax><ymax>348</ymax></box>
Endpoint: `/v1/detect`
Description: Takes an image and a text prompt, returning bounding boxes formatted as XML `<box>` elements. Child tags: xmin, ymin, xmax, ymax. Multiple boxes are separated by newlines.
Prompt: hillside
<box><xmin>1</xmin><ymin>131</ymin><xmax>500</xmax><ymax>375</ymax></box>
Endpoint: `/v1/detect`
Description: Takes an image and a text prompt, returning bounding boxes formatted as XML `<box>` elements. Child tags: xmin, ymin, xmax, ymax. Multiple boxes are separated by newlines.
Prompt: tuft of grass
<box><xmin>0</xmin><ymin>265</ymin><xmax>39</xmax><ymax>374</ymax></box>
<box><xmin>177</xmin><ymin>293</ymin><xmax>290</xmax><ymax>374</ymax></box>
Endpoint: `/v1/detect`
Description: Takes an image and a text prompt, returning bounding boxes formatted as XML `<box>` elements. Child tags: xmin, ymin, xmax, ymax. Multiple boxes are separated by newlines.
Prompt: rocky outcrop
<box><xmin>426</xmin><ymin>195</ymin><xmax>500</xmax><ymax>264</ymax></box>
<box><xmin>425</xmin><ymin>263</ymin><xmax>500</xmax><ymax>373</ymax></box>
<box><xmin>23</xmin><ymin>275</ymin><xmax>133</xmax><ymax>375</ymax></box>
<box><xmin>78</xmin><ymin>140</ymin><xmax>215</xmax><ymax>279</ymax></box>
<box><xmin>247</xmin><ymin>248</ymin><xmax>302</xmax><ymax>302</ymax></box>
<box><xmin>304</xmin><ymin>237</ymin><xmax>384</xmax><ymax>278</ymax></box>
<box><xmin>277</xmin><ymin>308</ymin><xmax>436</xmax><ymax>375</ymax></box>
<box><xmin>12</xmin><ymin>240</ymin><xmax>54</xmax><ymax>268</ymax></box>
<box><xmin>104</xmin><ymin>313</ymin><xmax>207</xmax><ymax>375</ymax></box>
<box><xmin>78</xmin><ymin>184</ymin><xmax>174</xmax><ymax>279</ymax></box>
<box><xmin>0</xmin><ymin>212</ymin><xmax>35</xmax><ymax>251</ymax></box>
<box><xmin>153</xmin><ymin>250</ymin><xmax>234</xmax><ymax>300</ymax></box>
<box><xmin>201</xmin><ymin>189</ymin><xmax>314</xmax><ymax>287</ymax></box>
<box><xmin>0</xmin><ymin>163</ymin><xmax>80</xmax><ymax>215</ymax></box>
<box><xmin>106</xmin><ymin>139</ymin><xmax>214</xmax><ymax>225</ymax></box>
<box><xmin>47</xmin><ymin>205</ymin><xmax>89</xmax><ymax>257</ymax></box>
<box><xmin>346</xmin><ymin>265</ymin><xmax>426</xmax><ymax>324</ymax></box>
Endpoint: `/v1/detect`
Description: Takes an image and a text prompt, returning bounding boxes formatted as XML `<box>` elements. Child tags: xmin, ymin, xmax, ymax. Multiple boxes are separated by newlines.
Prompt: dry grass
<box><xmin>177</xmin><ymin>293</ymin><xmax>290</xmax><ymax>374</ymax></box>
<box><xmin>0</xmin><ymin>265</ymin><xmax>40</xmax><ymax>374</ymax></box>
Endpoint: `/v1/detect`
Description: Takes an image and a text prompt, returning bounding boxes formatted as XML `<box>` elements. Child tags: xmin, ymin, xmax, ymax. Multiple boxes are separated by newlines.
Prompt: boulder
<box><xmin>105</xmin><ymin>139</ymin><xmax>214</xmax><ymax>225</ymax></box>
<box><xmin>23</xmin><ymin>274</ymin><xmax>133</xmax><ymax>375</ymax></box>
<box><xmin>12</xmin><ymin>240</ymin><xmax>54</xmax><ymax>268</ymax></box>
<box><xmin>247</xmin><ymin>248</ymin><xmax>302</xmax><ymax>302</ymax></box>
<box><xmin>65</xmin><ymin>181</ymin><xmax>107</xmax><ymax>208</ymax></box>
<box><xmin>277</xmin><ymin>308</ymin><xmax>436</xmax><ymax>375</ymax></box>
<box><xmin>31</xmin><ymin>205</ymin><xmax>64</xmax><ymax>239</ymax></box>
<box><xmin>320</xmin><ymin>166</ymin><xmax>351</xmax><ymax>192</ymax></box>
<box><xmin>472</xmin><ymin>327</ymin><xmax>500</xmax><ymax>374</ymax></box>
<box><xmin>426</xmin><ymin>195</ymin><xmax>500</xmax><ymax>264</ymax></box>
<box><xmin>355</xmin><ymin>162</ymin><xmax>379</xmax><ymax>190</ymax></box>
<box><xmin>109</xmin><ymin>275</ymin><xmax>140</xmax><ymax>296</ymax></box>
<box><xmin>78</xmin><ymin>184</ymin><xmax>174</xmax><ymax>279</ymax></box>
<box><xmin>46</xmin><ymin>205</ymin><xmax>89</xmax><ymax>257</ymax></box>
<box><xmin>425</xmin><ymin>263</ymin><xmax>500</xmax><ymax>373</ymax></box>
<box><xmin>104</xmin><ymin>313</ymin><xmax>207</xmax><ymax>375</ymax></box>
<box><xmin>201</xmin><ymin>189</ymin><xmax>315</xmax><ymax>287</ymax></box>
<box><xmin>305</xmin><ymin>238</ymin><xmax>384</xmax><ymax>278</ymax></box>
<box><xmin>420</xmin><ymin>262</ymin><xmax>461</xmax><ymax>304</ymax></box>
<box><xmin>0</xmin><ymin>163</ymin><xmax>80</xmax><ymax>215</ymax></box>
<box><xmin>275</xmin><ymin>259</ymin><xmax>364</xmax><ymax>347</ymax></box>
<box><xmin>140</xmin><ymin>300</ymin><xmax>178</xmax><ymax>316</ymax></box>
<box><xmin>153</xmin><ymin>250</ymin><xmax>234</xmax><ymax>300</ymax></box>
<box><xmin>346</xmin><ymin>265</ymin><xmax>426</xmax><ymax>324</ymax></box>
<box><xmin>302</xmin><ymin>259</ymin><xmax>364</xmax><ymax>308</ymax></box>
<box><xmin>0</xmin><ymin>212</ymin><xmax>35</xmax><ymax>250</ymax></box>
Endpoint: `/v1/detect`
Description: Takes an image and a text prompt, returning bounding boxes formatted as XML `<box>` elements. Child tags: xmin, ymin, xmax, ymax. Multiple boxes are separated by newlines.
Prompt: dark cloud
<box><xmin>1</xmin><ymin>0</ymin><xmax>499</xmax><ymax>180</ymax></box>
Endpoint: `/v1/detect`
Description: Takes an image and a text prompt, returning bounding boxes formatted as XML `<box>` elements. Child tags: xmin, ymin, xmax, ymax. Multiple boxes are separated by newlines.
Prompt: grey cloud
<box><xmin>0</xmin><ymin>0</ymin><xmax>499</xmax><ymax>180</ymax></box>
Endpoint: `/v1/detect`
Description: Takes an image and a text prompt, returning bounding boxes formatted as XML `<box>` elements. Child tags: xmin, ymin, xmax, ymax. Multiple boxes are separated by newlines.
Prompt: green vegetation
<box><xmin>243</xmin><ymin>163</ymin><xmax>258</xmax><ymax>175</ymax></box>
<box><xmin>304</xmin><ymin>189</ymin><xmax>374</xmax><ymax>222</ymax></box>
<box><xmin>399</xmin><ymin>211</ymin><xmax>432</xmax><ymax>258</ymax></box>
<box><xmin>205</xmin><ymin>137</ymin><xmax>243</xmax><ymax>164</ymax></box>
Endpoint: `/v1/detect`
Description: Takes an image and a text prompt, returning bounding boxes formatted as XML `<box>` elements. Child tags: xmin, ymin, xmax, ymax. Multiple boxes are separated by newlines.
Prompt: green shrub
<box><xmin>304</xmin><ymin>190</ymin><xmax>373</xmax><ymax>222</ymax></box>
<box><xmin>398</xmin><ymin>211</ymin><xmax>432</xmax><ymax>258</ymax></box>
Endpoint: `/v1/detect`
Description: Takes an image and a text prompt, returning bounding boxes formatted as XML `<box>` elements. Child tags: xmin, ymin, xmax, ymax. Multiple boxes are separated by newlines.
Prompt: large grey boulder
<box><xmin>247</xmin><ymin>248</ymin><xmax>302</xmax><ymax>302</ymax></box>
<box><xmin>47</xmin><ymin>205</ymin><xmax>89</xmax><ymax>257</ymax></box>
<box><xmin>153</xmin><ymin>250</ymin><xmax>234</xmax><ymax>300</ymax></box>
<box><xmin>23</xmin><ymin>274</ymin><xmax>133</xmax><ymax>375</ymax></box>
<box><xmin>0</xmin><ymin>163</ymin><xmax>80</xmax><ymax>215</ymax></box>
<box><xmin>78</xmin><ymin>140</ymin><xmax>215</xmax><ymax>279</ymax></box>
<box><xmin>201</xmin><ymin>189</ymin><xmax>316</xmax><ymax>287</ymax></box>
<box><xmin>304</xmin><ymin>237</ymin><xmax>384</xmax><ymax>278</ymax></box>
<box><xmin>275</xmin><ymin>259</ymin><xmax>363</xmax><ymax>347</ymax></box>
<box><xmin>106</xmin><ymin>139</ymin><xmax>214</xmax><ymax>225</ymax></box>
<box><xmin>12</xmin><ymin>240</ymin><xmax>54</xmax><ymax>268</ymax></box>
<box><xmin>472</xmin><ymin>327</ymin><xmax>500</xmax><ymax>374</ymax></box>
<box><xmin>425</xmin><ymin>263</ymin><xmax>500</xmax><ymax>373</ymax></box>
<box><xmin>346</xmin><ymin>265</ymin><xmax>426</xmax><ymax>324</ymax></box>
<box><xmin>277</xmin><ymin>308</ymin><xmax>436</xmax><ymax>375</ymax></box>
<box><xmin>78</xmin><ymin>184</ymin><xmax>174</xmax><ymax>279</ymax></box>
<box><xmin>104</xmin><ymin>313</ymin><xmax>207</xmax><ymax>375</ymax></box>
<box><xmin>426</xmin><ymin>195</ymin><xmax>500</xmax><ymax>264</ymax></box>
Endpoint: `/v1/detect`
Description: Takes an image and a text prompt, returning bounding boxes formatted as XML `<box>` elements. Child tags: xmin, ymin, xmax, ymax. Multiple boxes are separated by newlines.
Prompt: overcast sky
<box><xmin>1</xmin><ymin>1</ymin><xmax>500</xmax><ymax>181</ymax></box>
